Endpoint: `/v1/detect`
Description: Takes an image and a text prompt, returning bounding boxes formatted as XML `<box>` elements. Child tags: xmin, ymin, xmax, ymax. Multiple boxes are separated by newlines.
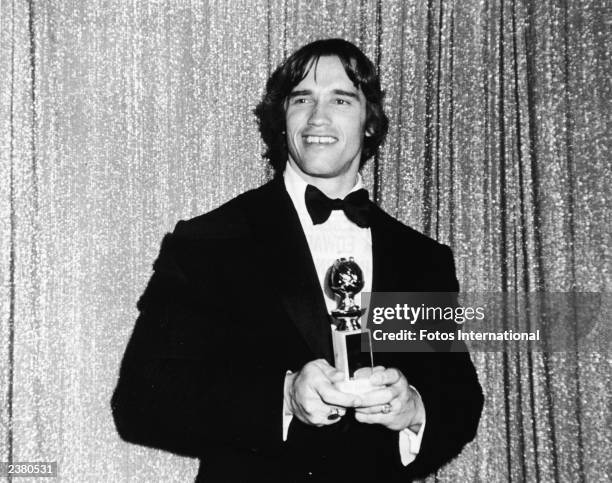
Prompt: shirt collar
<box><xmin>283</xmin><ymin>162</ymin><xmax>364</xmax><ymax>226</ymax></box>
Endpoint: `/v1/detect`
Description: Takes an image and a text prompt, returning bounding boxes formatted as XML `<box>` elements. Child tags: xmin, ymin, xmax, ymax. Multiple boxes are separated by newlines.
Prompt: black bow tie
<box><xmin>304</xmin><ymin>184</ymin><xmax>371</xmax><ymax>228</ymax></box>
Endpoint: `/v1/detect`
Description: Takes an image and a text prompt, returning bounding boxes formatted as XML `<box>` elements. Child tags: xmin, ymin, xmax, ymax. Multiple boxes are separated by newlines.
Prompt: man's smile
<box><xmin>303</xmin><ymin>135</ymin><xmax>338</xmax><ymax>144</ymax></box>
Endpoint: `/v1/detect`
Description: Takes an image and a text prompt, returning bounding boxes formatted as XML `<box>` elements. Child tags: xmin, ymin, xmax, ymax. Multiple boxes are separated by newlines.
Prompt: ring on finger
<box><xmin>381</xmin><ymin>403</ymin><xmax>392</xmax><ymax>414</ymax></box>
<box><xmin>327</xmin><ymin>407</ymin><xmax>341</xmax><ymax>421</ymax></box>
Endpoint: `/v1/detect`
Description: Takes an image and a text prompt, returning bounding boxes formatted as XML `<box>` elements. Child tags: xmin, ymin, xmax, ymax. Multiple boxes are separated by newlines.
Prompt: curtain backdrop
<box><xmin>1</xmin><ymin>0</ymin><xmax>609</xmax><ymax>481</ymax></box>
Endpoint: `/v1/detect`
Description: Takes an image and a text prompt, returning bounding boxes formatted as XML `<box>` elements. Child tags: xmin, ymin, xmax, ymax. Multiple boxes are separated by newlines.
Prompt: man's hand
<box><xmin>285</xmin><ymin>359</ymin><xmax>362</xmax><ymax>427</ymax></box>
<box><xmin>353</xmin><ymin>366</ymin><xmax>425</xmax><ymax>432</ymax></box>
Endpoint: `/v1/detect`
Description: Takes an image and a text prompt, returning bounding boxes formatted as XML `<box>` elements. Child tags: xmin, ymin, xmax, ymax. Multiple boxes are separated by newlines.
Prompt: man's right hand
<box><xmin>284</xmin><ymin>359</ymin><xmax>362</xmax><ymax>427</ymax></box>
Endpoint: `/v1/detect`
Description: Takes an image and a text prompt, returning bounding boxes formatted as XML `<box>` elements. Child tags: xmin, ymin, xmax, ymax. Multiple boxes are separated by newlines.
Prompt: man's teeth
<box><xmin>304</xmin><ymin>136</ymin><xmax>336</xmax><ymax>144</ymax></box>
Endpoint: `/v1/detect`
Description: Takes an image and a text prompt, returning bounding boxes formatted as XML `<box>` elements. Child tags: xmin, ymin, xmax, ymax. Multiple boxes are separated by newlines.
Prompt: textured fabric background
<box><xmin>1</xmin><ymin>0</ymin><xmax>610</xmax><ymax>481</ymax></box>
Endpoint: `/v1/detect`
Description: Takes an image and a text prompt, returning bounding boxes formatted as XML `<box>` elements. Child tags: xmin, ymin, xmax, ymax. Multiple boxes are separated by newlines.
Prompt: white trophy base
<box><xmin>335</xmin><ymin>377</ymin><xmax>376</xmax><ymax>395</ymax></box>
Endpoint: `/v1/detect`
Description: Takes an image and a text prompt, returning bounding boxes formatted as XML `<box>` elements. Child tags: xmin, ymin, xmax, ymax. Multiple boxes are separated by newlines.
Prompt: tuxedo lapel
<box><xmin>370</xmin><ymin>205</ymin><xmax>400</xmax><ymax>293</ymax></box>
<box><xmin>242</xmin><ymin>177</ymin><xmax>333</xmax><ymax>363</ymax></box>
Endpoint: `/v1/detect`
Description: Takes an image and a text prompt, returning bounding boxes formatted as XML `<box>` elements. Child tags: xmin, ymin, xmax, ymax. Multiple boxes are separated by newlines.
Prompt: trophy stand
<box><xmin>329</xmin><ymin>257</ymin><xmax>375</xmax><ymax>395</ymax></box>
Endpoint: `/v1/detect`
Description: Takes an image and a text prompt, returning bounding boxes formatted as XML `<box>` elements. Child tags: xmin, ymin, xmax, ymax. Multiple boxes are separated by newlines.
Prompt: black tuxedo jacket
<box><xmin>111</xmin><ymin>177</ymin><xmax>483</xmax><ymax>482</ymax></box>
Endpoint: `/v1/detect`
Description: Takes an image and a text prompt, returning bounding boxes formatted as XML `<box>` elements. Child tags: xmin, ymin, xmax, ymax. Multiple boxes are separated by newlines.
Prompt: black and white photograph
<box><xmin>1</xmin><ymin>1</ymin><xmax>609</xmax><ymax>482</ymax></box>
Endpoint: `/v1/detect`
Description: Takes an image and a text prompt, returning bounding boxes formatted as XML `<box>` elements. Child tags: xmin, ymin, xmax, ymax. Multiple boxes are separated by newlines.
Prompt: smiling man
<box><xmin>285</xmin><ymin>55</ymin><xmax>368</xmax><ymax>195</ymax></box>
<box><xmin>112</xmin><ymin>39</ymin><xmax>483</xmax><ymax>482</ymax></box>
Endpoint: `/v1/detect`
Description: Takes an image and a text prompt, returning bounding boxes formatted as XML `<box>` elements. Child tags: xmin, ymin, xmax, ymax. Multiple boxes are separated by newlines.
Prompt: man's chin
<box><xmin>300</xmin><ymin>168</ymin><xmax>343</xmax><ymax>180</ymax></box>
<box><xmin>289</xmin><ymin>160</ymin><xmax>334</xmax><ymax>178</ymax></box>
<box><xmin>287</xmin><ymin>156</ymin><xmax>359</xmax><ymax>182</ymax></box>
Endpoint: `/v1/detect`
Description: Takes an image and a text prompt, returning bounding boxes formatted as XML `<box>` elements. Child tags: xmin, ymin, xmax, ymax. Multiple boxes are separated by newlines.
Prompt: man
<box><xmin>111</xmin><ymin>39</ymin><xmax>483</xmax><ymax>482</ymax></box>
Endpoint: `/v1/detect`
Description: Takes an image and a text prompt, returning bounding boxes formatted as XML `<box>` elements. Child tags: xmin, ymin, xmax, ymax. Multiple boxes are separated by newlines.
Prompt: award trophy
<box><xmin>329</xmin><ymin>257</ymin><xmax>375</xmax><ymax>395</ymax></box>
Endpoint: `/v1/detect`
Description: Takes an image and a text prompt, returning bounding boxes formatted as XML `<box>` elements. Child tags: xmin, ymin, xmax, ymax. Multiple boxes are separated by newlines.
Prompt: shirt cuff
<box><xmin>282</xmin><ymin>371</ymin><xmax>293</xmax><ymax>441</ymax></box>
<box><xmin>398</xmin><ymin>385</ymin><xmax>426</xmax><ymax>466</ymax></box>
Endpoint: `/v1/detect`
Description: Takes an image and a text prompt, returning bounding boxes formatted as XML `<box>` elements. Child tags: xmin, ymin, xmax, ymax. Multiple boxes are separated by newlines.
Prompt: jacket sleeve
<box><xmin>400</xmin><ymin>245</ymin><xmax>484</xmax><ymax>478</ymax></box>
<box><xmin>110</xmin><ymin>224</ymin><xmax>287</xmax><ymax>458</ymax></box>
<box><xmin>403</xmin><ymin>350</ymin><xmax>484</xmax><ymax>478</ymax></box>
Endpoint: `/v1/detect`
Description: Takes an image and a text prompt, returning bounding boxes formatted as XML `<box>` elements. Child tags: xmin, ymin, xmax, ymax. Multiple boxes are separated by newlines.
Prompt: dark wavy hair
<box><xmin>254</xmin><ymin>38</ymin><xmax>389</xmax><ymax>174</ymax></box>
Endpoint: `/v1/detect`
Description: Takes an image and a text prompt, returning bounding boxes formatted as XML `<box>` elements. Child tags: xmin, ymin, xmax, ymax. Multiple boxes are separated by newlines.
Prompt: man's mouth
<box><xmin>303</xmin><ymin>135</ymin><xmax>337</xmax><ymax>144</ymax></box>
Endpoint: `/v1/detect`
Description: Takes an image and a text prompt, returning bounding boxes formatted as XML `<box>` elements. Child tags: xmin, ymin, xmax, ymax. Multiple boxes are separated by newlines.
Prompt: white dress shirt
<box><xmin>281</xmin><ymin>162</ymin><xmax>425</xmax><ymax>466</ymax></box>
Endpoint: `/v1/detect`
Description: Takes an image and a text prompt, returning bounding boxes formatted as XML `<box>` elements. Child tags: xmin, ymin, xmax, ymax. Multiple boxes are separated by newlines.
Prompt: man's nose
<box><xmin>307</xmin><ymin>101</ymin><xmax>331</xmax><ymax>126</ymax></box>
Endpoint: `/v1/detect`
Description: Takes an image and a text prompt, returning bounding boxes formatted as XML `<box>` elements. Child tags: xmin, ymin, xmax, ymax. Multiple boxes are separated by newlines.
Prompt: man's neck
<box><xmin>286</xmin><ymin>161</ymin><xmax>359</xmax><ymax>199</ymax></box>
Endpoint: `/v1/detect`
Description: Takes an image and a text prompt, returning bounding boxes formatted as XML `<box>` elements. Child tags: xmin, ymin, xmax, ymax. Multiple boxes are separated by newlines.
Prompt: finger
<box><xmin>312</xmin><ymin>359</ymin><xmax>336</xmax><ymax>375</ymax></box>
<box><xmin>356</xmin><ymin>387</ymin><xmax>397</xmax><ymax>407</ymax></box>
<box><xmin>355</xmin><ymin>402</ymin><xmax>394</xmax><ymax>415</ymax></box>
<box><xmin>297</xmin><ymin>397</ymin><xmax>345</xmax><ymax>426</ymax></box>
<box><xmin>326</xmin><ymin>370</ymin><xmax>347</xmax><ymax>383</ymax></box>
<box><xmin>355</xmin><ymin>411</ymin><xmax>386</xmax><ymax>425</ymax></box>
<box><xmin>370</xmin><ymin>367</ymin><xmax>402</xmax><ymax>386</ymax></box>
<box><xmin>353</xmin><ymin>367</ymin><xmax>374</xmax><ymax>379</ymax></box>
<box><xmin>354</xmin><ymin>365</ymin><xmax>386</xmax><ymax>379</ymax></box>
<box><xmin>315</xmin><ymin>405</ymin><xmax>347</xmax><ymax>426</ymax></box>
<box><xmin>326</xmin><ymin>406</ymin><xmax>347</xmax><ymax>421</ymax></box>
<box><xmin>310</xmin><ymin>360</ymin><xmax>346</xmax><ymax>384</ymax></box>
<box><xmin>317</xmin><ymin>382</ymin><xmax>362</xmax><ymax>407</ymax></box>
<box><xmin>318</xmin><ymin>362</ymin><xmax>347</xmax><ymax>382</ymax></box>
<box><xmin>368</xmin><ymin>366</ymin><xmax>387</xmax><ymax>387</ymax></box>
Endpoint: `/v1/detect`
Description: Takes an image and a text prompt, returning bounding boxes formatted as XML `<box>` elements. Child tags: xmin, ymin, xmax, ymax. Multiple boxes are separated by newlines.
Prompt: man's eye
<box><xmin>335</xmin><ymin>98</ymin><xmax>350</xmax><ymax>105</ymax></box>
<box><xmin>292</xmin><ymin>98</ymin><xmax>309</xmax><ymax>104</ymax></box>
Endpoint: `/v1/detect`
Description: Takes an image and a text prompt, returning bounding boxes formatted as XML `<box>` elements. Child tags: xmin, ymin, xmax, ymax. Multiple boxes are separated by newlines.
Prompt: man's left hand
<box><xmin>353</xmin><ymin>367</ymin><xmax>425</xmax><ymax>432</ymax></box>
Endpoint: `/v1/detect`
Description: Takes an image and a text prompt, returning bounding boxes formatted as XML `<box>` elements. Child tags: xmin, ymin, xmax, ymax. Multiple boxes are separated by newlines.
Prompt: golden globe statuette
<box><xmin>329</xmin><ymin>257</ymin><xmax>374</xmax><ymax>395</ymax></box>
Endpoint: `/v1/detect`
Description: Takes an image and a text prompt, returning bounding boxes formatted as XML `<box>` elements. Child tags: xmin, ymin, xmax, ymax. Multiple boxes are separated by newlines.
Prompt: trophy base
<box><xmin>335</xmin><ymin>377</ymin><xmax>376</xmax><ymax>395</ymax></box>
<box><xmin>333</xmin><ymin>329</ymin><xmax>374</xmax><ymax>378</ymax></box>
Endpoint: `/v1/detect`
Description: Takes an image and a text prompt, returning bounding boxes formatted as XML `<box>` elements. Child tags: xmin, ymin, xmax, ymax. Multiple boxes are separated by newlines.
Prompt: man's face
<box><xmin>285</xmin><ymin>55</ymin><xmax>368</xmax><ymax>181</ymax></box>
